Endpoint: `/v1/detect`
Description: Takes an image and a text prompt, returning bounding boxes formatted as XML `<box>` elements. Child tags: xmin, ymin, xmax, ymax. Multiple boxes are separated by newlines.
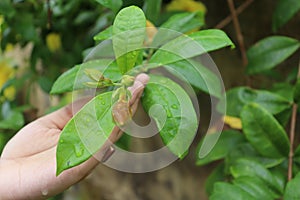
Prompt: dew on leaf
<box><xmin>166</xmin><ymin>109</ymin><xmax>172</xmax><ymax>118</ymax></box>
<box><xmin>74</xmin><ymin>144</ymin><xmax>84</xmax><ymax>157</ymax></box>
<box><xmin>171</xmin><ymin>104</ymin><xmax>178</xmax><ymax>109</ymax></box>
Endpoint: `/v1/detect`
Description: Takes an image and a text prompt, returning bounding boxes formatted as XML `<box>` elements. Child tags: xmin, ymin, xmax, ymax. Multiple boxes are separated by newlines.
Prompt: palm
<box><xmin>0</xmin><ymin>73</ymin><xmax>149</xmax><ymax>199</ymax></box>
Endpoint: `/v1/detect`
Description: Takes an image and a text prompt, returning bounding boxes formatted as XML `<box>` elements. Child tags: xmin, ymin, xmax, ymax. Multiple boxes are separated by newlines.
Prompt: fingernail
<box><xmin>101</xmin><ymin>146</ymin><xmax>115</xmax><ymax>162</ymax></box>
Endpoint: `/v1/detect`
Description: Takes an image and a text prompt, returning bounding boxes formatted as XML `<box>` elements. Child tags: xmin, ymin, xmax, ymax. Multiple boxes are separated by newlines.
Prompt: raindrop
<box><xmin>59</xmin><ymin>139</ymin><xmax>64</xmax><ymax>143</ymax></box>
<box><xmin>101</xmin><ymin>101</ymin><xmax>106</xmax><ymax>105</ymax></box>
<box><xmin>171</xmin><ymin>104</ymin><xmax>178</xmax><ymax>109</ymax></box>
<box><xmin>75</xmin><ymin>144</ymin><xmax>84</xmax><ymax>157</ymax></box>
<box><xmin>166</xmin><ymin>109</ymin><xmax>172</xmax><ymax>118</ymax></box>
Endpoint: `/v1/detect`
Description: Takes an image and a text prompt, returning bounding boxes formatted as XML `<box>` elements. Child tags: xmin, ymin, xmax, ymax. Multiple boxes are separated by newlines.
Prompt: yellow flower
<box><xmin>5</xmin><ymin>43</ymin><xmax>14</xmax><ymax>52</ymax></box>
<box><xmin>223</xmin><ymin>115</ymin><xmax>242</xmax><ymax>130</ymax></box>
<box><xmin>46</xmin><ymin>33</ymin><xmax>62</xmax><ymax>52</ymax></box>
<box><xmin>0</xmin><ymin>60</ymin><xmax>16</xmax><ymax>101</ymax></box>
<box><xmin>3</xmin><ymin>86</ymin><xmax>16</xmax><ymax>101</ymax></box>
<box><xmin>167</xmin><ymin>0</ymin><xmax>207</xmax><ymax>13</ymax></box>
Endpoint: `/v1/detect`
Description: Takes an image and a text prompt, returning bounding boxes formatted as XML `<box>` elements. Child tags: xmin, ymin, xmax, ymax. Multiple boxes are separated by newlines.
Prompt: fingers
<box><xmin>128</xmin><ymin>73</ymin><xmax>149</xmax><ymax>106</ymax></box>
<box><xmin>39</xmin><ymin>97</ymin><xmax>92</xmax><ymax>130</ymax></box>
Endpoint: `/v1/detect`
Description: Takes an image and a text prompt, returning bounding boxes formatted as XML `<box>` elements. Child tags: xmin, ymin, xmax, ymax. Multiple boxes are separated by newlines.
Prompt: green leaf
<box><xmin>56</xmin><ymin>92</ymin><xmax>115</xmax><ymax>175</ymax></box>
<box><xmin>272</xmin><ymin>0</ymin><xmax>300</xmax><ymax>32</ymax></box>
<box><xmin>84</xmin><ymin>40</ymin><xmax>115</xmax><ymax>60</ymax></box>
<box><xmin>230</xmin><ymin>158</ymin><xmax>283</xmax><ymax>196</ymax></box>
<box><xmin>13</xmin><ymin>13</ymin><xmax>37</xmax><ymax>42</ymax></box>
<box><xmin>149</xmin><ymin>29</ymin><xmax>234</xmax><ymax>66</ymax></box>
<box><xmin>0</xmin><ymin>111</ymin><xmax>24</xmax><ymax>130</ymax></box>
<box><xmin>196</xmin><ymin>130</ymin><xmax>245</xmax><ymax>166</ymax></box>
<box><xmin>143</xmin><ymin>0</ymin><xmax>162</xmax><ymax>23</ymax></box>
<box><xmin>161</xmin><ymin>12</ymin><xmax>205</xmax><ymax>32</ymax></box>
<box><xmin>270</xmin><ymin>167</ymin><xmax>287</xmax><ymax>193</ymax></box>
<box><xmin>93</xmin><ymin>26</ymin><xmax>113</xmax><ymax>42</ymax></box>
<box><xmin>225</xmin><ymin>143</ymin><xmax>285</xmax><ymax>169</ymax></box>
<box><xmin>95</xmin><ymin>0</ymin><xmax>122</xmax><ymax>13</ymax></box>
<box><xmin>205</xmin><ymin>164</ymin><xmax>226</xmax><ymax>195</ymax></box>
<box><xmin>165</xmin><ymin>59</ymin><xmax>222</xmax><ymax>98</ymax></box>
<box><xmin>189</xmin><ymin>29</ymin><xmax>233</xmax><ymax>50</ymax></box>
<box><xmin>0</xmin><ymin>132</ymin><xmax>14</xmax><ymax>153</ymax></box>
<box><xmin>0</xmin><ymin>0</ymin><xmax>15</xmax><ymax>18</ymax></box>
<box><xmin>112</xmin><ymin>6</ymin><xmax>146</xmax><ymax>74</ymax></box>
<box><xmin>283</xmin><ymin>172</ymin><xmax>300</xmax><ymax>200</ymax></box>
<box><xmin>294</xmin><ymin>145</ymin><xmax>300</xmax><ymax>165</ymax></box>
<box><xmin>241</xmin><ymin>103</ymin><xmax>290</xmax><ymax>158</ymax></box>
<box><xmin>220</xmin><ymin>87</ymin><xmax>292</xmax><ymax>117</ymax></box>
<box><xmin>210</xmin><ymin>182</ymin><xmax>256</xmax><ymax>200</ymax></box>
<box><xmin>233</xmin><ymin>176</ymin><xmax>277</xmax><ymax>200</ymax></box>
<box><xmin>275</xmin><ymin>108</ymin><xmax>292</xmax><ymax>127</ymax></box>
<box><xmin>246</xmin><ymin>36</ymin><xmax>300</xmax><ymax>74</ymax></box>
<box><xmin>38</xmin><ymin>76</ymin><xmax>53</xmax><ymax>93</ymax></box>
<box><xmin>115</xmin><ymin>133</ymin><xmax>131</xmax><ymax>150</ymax></box>
<box><xmin>141</xmin><ymin>75</ymin><xmax>198</xmax><ymax>158</ymax></box>
<box><xmin>270</xmin><ymin>82</ymin><xmax>295</xmax><ymax>102</ymax></box>
<box><xmin>294</xmin><ymin>78</ymin><xmax>300</xmax><ymax>103</ymax></box>
<box><xmin>50</xmin><ymin>59</ymin><xmax>122</xmax><ymax>94</ymax></box>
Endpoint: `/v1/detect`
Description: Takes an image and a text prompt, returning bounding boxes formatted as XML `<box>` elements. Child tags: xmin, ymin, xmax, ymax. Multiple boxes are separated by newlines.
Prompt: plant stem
<box><xmin>47</xmin><ymin>0</ymin><xmax>52</xmax><ymax>29</ymax></box>
<box><xmin>226</xmin><ymin>0</ymin><xmax>248</xmax><ymax>67</ymax></box>
<box><xmin>226</xmin><ymin>0</ymin><xmax>251</xmax><ymax>86</ymax></box>
<box><xmin>215</xmin><ymin>0</ymin><xmax>254</xmax><ymax>29</ymax></box>
<box><xmin>288</xmin><ymin>60</ymin><xmax>300</xmax><ymax>181</ymax></box>
<box><xmin>288</xmin><ymin>104</ymin><xmax>298</xmax><ymax>181</ymax></box>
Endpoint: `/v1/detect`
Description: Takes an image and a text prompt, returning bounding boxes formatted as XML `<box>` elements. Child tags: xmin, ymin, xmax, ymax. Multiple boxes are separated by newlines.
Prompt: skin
<box><xmin>0</xmin><ymin>73</ymin><xmax>149</xmax><ymax>200</ymax></box>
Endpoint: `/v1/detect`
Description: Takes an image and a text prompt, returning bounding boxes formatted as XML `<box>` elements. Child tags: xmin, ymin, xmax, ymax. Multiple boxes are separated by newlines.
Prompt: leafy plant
<box><xmin>196</xmin><ymin>1</ymin><xmax>300</xmax><ymax>199</ymax></box>
<box><xmin>0</xmin><ymin>0</ymin><xmax>118</xmax><ymax>154</ymax></box>
<box><xmin>51</xmin><ymin>5</ymin><xmax>234</xmax><ymax>175</ymax></box>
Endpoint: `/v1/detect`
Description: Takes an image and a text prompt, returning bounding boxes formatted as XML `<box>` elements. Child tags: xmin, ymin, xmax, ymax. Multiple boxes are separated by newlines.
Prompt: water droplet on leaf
<box><xmin>171</xmin><ymin>104</ymin><xmax>178</xmax><ymax>109</ymax></box>
<box><xmin>166</xmin><ymin>109</ymin><xmax>172</xmax><ymax>118</ymax></box>
<box><xmin>74</xmin><ymin>144</ymin><xmax>84</xmax><ymax>157</ymax></box>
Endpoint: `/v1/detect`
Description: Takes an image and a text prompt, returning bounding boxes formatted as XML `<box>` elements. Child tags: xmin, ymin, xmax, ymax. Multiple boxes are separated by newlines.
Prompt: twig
<box><xmin>288</xmin><ymin>104</ymin><xmax>298</xmax><ymax>181</ymax></box>
<box><xmin>47</xmin><ymin>0</ymin><xmax>52</xmax><ymax>29</ymax></box>
<box><xmin>288</xmin><ymin>60</ymin><xmax>300</xmax><ymax>181</ymax></box>
<box><xmin>226</xmin><ymin>0</ymin><xmax>248</xmax><ymax>67</ymax></box>
<box><xmin>215</xmin><ymin>0</ymin><xmax>254</xmax><ymax>29</ymax></box>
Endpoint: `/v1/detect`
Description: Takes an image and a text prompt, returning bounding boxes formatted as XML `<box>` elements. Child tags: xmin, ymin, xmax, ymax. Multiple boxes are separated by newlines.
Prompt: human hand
<box><xmin>0</xmin><ymin>73</ymin><xmax>149</xmax><ymax>200</ymax></box>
